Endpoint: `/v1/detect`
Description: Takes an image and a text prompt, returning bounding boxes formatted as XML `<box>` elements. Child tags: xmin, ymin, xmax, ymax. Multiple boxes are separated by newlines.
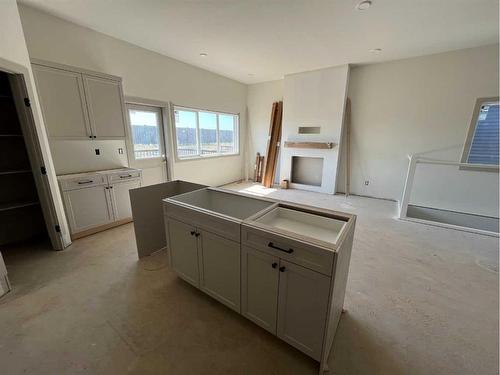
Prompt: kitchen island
<box><xmin>163</xmin><ymin>187</ymin><xmax>356</xmax><ymax>374</ymax></box>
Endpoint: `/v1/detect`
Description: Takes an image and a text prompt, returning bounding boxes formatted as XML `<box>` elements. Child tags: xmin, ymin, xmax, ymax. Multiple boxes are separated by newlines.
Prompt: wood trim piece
<box><xmin>284</xmin><ymin>141</ymin><xmax>335</xmax><ymax>149</ymax></box>
<box><xmin>263</xmin><ymin>101</ymin><xmax>283</xmax><ymax>187</ymax></box>
<box><xmin>71</xmin><ymin>217</ymin><xmax>132</xmax><ymax>240</ymax></box>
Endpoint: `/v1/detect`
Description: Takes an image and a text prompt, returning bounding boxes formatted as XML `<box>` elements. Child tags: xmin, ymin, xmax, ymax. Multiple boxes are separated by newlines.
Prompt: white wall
<box><xmin>0</xmin><ymin>0</ymin><xmax>71</xmax><ymax>247</ymax></box>
<box><xmin>341</xmin><ymin>45</ymin><xmax>499</xmax><ymax>209</ymax></box>
<box><xmin>246</xmin><ymin>80</ymin><xmax>283</xmax><ymax>179</ymax></box>
<box><xmin>246</xmin><ymin>45</ymin><xmax>499</xmax><ymax>216</ymax></box>
<box><xmin>281</xmin><ymin>65</ymin><xmax>349</xmax><ymax>194</ymax></box>
<box><xmin>18</xmin><ymin>4</ymin><xmax>247</xmax><ymax>187</ymax></box>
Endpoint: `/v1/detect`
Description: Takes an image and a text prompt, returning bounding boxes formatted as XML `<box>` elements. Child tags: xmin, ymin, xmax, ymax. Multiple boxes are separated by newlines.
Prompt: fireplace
<box><xmin>291</xmin><ymin>156</ymin><xmax>324</xmax><ymax>187</ymax></box>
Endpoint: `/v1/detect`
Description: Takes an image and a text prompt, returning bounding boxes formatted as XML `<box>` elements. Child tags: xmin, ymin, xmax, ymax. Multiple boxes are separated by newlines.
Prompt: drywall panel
<box><xmin>341</xmin><ymin>45</ymin><xmax>499</xmax><ymax>215</ymax></box>
<box><xmin>280</xmin><ymin>65</ymin><xmax>349</xmax><ymax>194</ymax></box>
<box><xmin>19</xmin><ymin>5</ymin><xmax>247</xmax><ymax>187</ymax></box>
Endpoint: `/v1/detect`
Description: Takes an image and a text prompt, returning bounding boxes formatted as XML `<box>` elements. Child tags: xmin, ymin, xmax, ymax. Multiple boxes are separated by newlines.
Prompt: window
<box><xmin>173</xmin><ymin>106</ymin><xmax>239</xmax><ymax>159</ymax></box>
<box><xmin>127</xmin><ymin>104</ymin><xmax>164</xmax><ymax>160</ymax></box>
<box><xmin>461</xmin><ymin>97</ymin><xmax>499</xmax><ymax>168</ymax></box>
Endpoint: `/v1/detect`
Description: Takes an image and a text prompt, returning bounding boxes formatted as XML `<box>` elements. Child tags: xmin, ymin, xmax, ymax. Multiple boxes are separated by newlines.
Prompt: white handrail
<box><xmin>406</xmin><ymin>155</ymin><xmax>499</xmax><ymax>170</ymax></box>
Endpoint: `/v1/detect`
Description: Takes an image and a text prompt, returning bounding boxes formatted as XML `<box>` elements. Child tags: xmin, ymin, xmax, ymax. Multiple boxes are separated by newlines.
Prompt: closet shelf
<box><xmin>0</xmin><ymin>134</ymin><xmax>23</xmax><ymax>137</ymax></box>
<box><xmin>0</xmin><ymin>201</ymin><xmax>40</xmax><ymax>212</ymax></box>
<box><xmin>0</xmin><ymin>169</ymin><xmax>32</xmax><ymax>176</ymax></box>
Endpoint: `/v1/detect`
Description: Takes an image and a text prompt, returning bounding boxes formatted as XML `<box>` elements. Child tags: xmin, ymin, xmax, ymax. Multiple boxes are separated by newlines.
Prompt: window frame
<box><xmin>460</xmin><ymin>96</ymin><xmax>499</xmax><ymax>172</ymax></box>
<box><xmin>171</xmin><ymin>104</ymin><xmax>240</xmax><ymax>162</ymax></box>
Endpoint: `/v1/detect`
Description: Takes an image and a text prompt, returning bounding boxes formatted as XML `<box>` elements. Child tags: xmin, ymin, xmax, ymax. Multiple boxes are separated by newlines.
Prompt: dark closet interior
<box><xmin>0</xmin><ymin>71</ymin><xmax>48</xmax><ymax>246</ymax></box>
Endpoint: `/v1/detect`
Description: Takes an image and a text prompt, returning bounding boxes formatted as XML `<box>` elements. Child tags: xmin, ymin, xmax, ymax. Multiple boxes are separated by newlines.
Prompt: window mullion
<box><xmin>216</xmin><ymin>114</ymin><xmax>220</xmax><ymax>153</ymax></box>
<box><xmin>196</xmin><ymin>111</ymin><xmax>201</xmax><ymax>156</ymax></box>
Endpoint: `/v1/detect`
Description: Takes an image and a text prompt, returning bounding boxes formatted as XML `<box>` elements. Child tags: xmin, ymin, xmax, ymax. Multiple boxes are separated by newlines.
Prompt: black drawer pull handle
<box><xmin>120</xmin><ymin>174</ymin><xmax>133</xmax><ymax>178</ymax></box>
<box><xmin>195</xmin><ymin>232</ymin><xmax>200</xmax><ymax>237</ymax></box>
<box><xmin>190</xmin><ymin>231</ymin><xmax>196</xmax><ymax>236</ymax></box>
<box><xmin>271</xmin><ymin>262</ymin><xmax>277</xmax><ymax>269</ymax></box>
<box><xmin>268</xmin><ymin>242</ymin><xmax>294</xmax><ymax>254</ymax></box>
<box><xmin>77</xmin><ymin>180</ymin><xmax>93</xmax><ymax>184</ymax></box>
<box><xmin>279</xmin><ymin>266</ymin><xmax>286</xmax><ymax>272</ymax></box>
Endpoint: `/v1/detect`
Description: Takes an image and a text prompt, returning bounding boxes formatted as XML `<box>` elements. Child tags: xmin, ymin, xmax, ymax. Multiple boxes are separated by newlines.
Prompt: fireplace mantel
<box><xmin>284</xmin><ymin>141</ymin><xmax>336</xmax><ymax>149</ymax></box>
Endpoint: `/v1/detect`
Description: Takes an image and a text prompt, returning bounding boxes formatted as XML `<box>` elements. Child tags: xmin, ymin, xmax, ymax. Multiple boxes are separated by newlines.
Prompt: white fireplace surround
<box><xmin>279</xmin><ymin>64</ymin><xmax>350</xmax><ymax>194</ymax></box>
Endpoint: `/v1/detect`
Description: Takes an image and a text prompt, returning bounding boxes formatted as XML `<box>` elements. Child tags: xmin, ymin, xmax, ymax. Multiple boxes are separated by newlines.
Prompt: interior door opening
<box><xmin>0</xmin><ymin>70</ymin><xmax>58</xmax><ymax>290</ymax></box>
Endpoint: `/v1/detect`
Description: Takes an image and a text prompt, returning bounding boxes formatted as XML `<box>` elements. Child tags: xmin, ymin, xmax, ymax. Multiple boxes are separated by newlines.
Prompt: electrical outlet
<box><xmin>95</xmin><ymin>149</ymin><xmax>100</xmax><ymax>155</ymax></box>
<box><xmin>364</xmin><ymin>180</ymin><xmax>370</xmax><ymax>186</ymax></box>
<box><xmin>118</xmin><ymin>148</ymin><xmax>123</xmax><ymax>154</ymax></box>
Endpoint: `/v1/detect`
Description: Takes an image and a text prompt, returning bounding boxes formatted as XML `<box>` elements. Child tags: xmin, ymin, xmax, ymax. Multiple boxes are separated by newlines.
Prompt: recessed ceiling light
<box><xmin>199</xmin><ymin>52</ymin><xmax>208</xmax><ymax>57</ymax></box>
<box><xmin>370</xmin><ymin>48</ymin><xmax>382</xmax><ymax>54</ymax></box>
<box><xmin>356</xmin><ymin>0</ymin><xmax>372</xmax><ymax>11</ymax></box>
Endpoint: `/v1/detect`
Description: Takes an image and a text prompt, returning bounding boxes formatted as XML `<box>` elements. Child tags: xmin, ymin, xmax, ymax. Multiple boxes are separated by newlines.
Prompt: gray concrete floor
<box><xmin>0</xmin><ymin>182</ymin><xmax>498</xmax><ymax>375</ymax></box>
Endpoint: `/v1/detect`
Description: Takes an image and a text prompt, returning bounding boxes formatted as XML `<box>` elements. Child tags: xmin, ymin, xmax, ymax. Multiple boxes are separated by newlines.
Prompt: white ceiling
<box><xmin>19</xmin><ymin>0</ymin><xmax>499</xmax><ymax>84</ymax></box>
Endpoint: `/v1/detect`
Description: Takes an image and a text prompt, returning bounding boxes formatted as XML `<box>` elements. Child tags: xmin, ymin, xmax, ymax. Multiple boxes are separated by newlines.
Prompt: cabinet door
<box><xmin>277</xmin><ymin>260</ymin><xmax>330</xmax><ymax>361</ymax></box>
<box><xmin>62</xmin><ymin>185</ymin><xmax>114</xmax><ymax>234</ymax></box>
<box><xmin>109</xmin><ymin>179</ymin><xmax>141</xmax><ymax>221</ymax></box>
<box><xmin>199</xmin><ymin>231</ymin><xmax>241</xmax><ymax>312</ymax></box>
<box><xmin>83</xmin><ymin>75</ymin><xmax>126</xmax><ymax>138</ymax></box>
<box><xmin>33</xmin><ymin>65</ymin><xmax>91</xmax><ymax>139</ymax></box>
<box><xmin>241</xmin><ymin>246</ymin><xmax>279</xmax><ymax>334</ymax></box>
<box><xmin>167</xmin><ymin>218</ymin><xmax>199</xmax><ymax>287</ymax></box>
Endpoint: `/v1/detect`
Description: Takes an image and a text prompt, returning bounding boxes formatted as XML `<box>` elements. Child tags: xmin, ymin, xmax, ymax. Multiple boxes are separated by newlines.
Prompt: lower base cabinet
<box><xmin>199</xmin><ymin>230</ymin><xmax>240</xmax><ymax>312</ymax></box>
<box><xmin>109</xmin><ymin>179</ymin><xmax>141</xmax><ymax>220</ymax></box>
<box><xmin>62</xmin><ymin>184</ymin><xmax>114</xmax><ymax>233</ymax></box>
<box><xmin>59</xmin><ymin>169</ymin><xmax>142</xmax><ymax>238</ymax></box>
<box><xmin>167</xmin><ymin>218</ymin><xmax>241</xmax><ymax>312</ymax></box>
<box><xmin>277</xmin><ymin>259</ymin><xmax>330</xmax><ymax>361</ymax></box>
<box><xmin>167</xmin><ymin>218</ymin><xmax>335</xmax><ymax>363</ymax></box>
<box><xmin>242</xmin><ymin>246</ymin><xmax>330</xmax><ymax>361</ymax></box>
<box><xmin>241</xmin><ymin>246</ymin><xmax>279</xmax><ymax>334</ymax></box>
<box><xmin>167</xmin><ymin>219</ymin><xmax>200</xmax><ymax>287</ymax></box>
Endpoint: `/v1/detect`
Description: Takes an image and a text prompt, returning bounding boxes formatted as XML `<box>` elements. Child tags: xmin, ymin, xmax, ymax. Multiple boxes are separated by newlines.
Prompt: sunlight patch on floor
<box><xmin>234</xmin><ymin>183</ymin><xmax>277</xmax><ymax>196</ymax></box>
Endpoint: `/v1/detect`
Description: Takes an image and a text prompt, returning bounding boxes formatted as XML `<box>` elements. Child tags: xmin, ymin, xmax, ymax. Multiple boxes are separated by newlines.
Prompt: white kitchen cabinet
<box><xmin>241</xmin><ymin>246</ymin><xmax>279</xmax><ymax>334</ymax></box>
<box><xmin>58</xmin><ymin>169</ymin><xmax>142</xmax><ymax>239</ymax></box>
<box><xmin>109</xmin><ymin>179</ymin><xmax>141</xmax><ymax>221</ymax></box>
<box><xmin>32</xmin><ymin>61</ymin><xmax>127</xmax><ymax>140</ymax></box>
<box><xmin>277</xmin><ymin>259</ymin><xmax>330</xmax><ymax>361</ymax></box>
<box><xmin>32</xmin><ymin>64</ymin><xmax>91</xmax><ymax>139</ymax></box>
<box><xmin>167</xmin><ymin>218</ymin><xmax>200</xmax><ymax>287</ymax></box>
<box><xmin>199</xmin><ymin>230</ymin><xmax>240</xmax><ymax>312</ymax></box>
<box><xmin>62</xmin><ymin>184</ymin><xmax>114</xmax><ymax>234</ymax></box>
<box><xmin>83</xmin><ymin>76</ymin><xmax>127</xmax><ymax>138</ymax></box>
<box><xmin>164</xmin><ymin>189</ymin><xmax>356</xmax><ymax>374</ymax></box>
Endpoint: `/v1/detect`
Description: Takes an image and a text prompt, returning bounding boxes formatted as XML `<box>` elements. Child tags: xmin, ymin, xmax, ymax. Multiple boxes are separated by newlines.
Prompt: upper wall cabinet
<box><xmin>32</xmin><ymin>60</ymin><xmax>127</xmax><ymax>140</ymax></box>
<box><xmin>32</xmin><ymin>65</ymin><xmax>91</xmax><ymax>139</ymax></box>
<box><xmin>83</xmin><ymin>76</ymin><xmax>126</xmax><ymax>138</ymax></box>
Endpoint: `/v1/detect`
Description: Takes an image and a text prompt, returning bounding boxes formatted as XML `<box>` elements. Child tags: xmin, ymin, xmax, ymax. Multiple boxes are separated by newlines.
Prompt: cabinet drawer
<box><xmin>164</xmin><ymin>201</ymin><xmax>240</xmax><ymax>242</ymax></box>
<box><xmin>59</xmin><ymin>174</ymin><xmax>107</xmax><ymax>191</ymax></box>
<box><xmin>241</xmin><ymin>225</ymin><xmax>334</xmax><ymax>276</ymax></box>
<box><xmin>108</xmin><ymin>170</ymin><xmax>141</xmax><ymax>183</ymax></box>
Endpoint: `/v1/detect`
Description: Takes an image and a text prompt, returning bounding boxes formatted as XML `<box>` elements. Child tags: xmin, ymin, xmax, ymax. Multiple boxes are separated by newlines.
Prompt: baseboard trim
<box><xmin>71</xmin><ymin>218</ymin><xmax>133</xmax><ymax>240</ymax></box>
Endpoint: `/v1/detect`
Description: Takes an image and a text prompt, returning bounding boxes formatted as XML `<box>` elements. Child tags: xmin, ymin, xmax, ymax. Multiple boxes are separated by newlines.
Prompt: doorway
<box><xmin>0</xmin><ymin>69</ymin><xmax>64</xmax><ymax>296</ymax></box>
<box><xmin>125</xmin><ymin>99</ymin><xmax>170</xmax><ymax>186</ymax></box>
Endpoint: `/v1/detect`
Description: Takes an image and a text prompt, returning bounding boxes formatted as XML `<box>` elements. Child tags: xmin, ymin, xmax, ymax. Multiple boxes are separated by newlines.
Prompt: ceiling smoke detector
<box><xmin>356</xmin><ymin>1</ymin><xmax>372</xmax><ymax>11</ymax></box>
<box><xmin>370</xmin><ymin>48</ymin><xmax>382</xmax><ymax>54</ymax></box>
<box><xmin>199</xmin><ymin>52</ymin><xmax>208</xmax><ymax>57</ymax></box>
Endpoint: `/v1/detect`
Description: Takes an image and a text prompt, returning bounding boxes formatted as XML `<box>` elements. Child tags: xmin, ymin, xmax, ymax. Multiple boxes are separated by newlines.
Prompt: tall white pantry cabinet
<box><xmin>32</xmin><ymin>60</ymin><xmax>139</xmax><ymax>240</ymax></box>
